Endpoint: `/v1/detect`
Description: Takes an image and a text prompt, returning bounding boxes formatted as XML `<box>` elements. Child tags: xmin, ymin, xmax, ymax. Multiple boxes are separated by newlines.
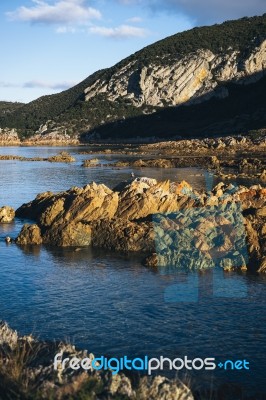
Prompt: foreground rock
<box><xmin>0</xmin><ymin>206</ymin><xmax>15</xmax><ymax>223</ymax></box>
<box><xmin>0</xmin><ymin>321</ymin><xmax>193</xmax><ymax>400</ymax></box>
<box><xmin>15</xmin><ymin>178</ymin><xmax>266</xmax><ymax>272</ymax></box>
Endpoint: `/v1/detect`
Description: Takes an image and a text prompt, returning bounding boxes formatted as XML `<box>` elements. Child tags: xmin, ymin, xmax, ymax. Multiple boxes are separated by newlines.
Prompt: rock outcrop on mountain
<box><xmin>84</xmin><ymin>41</ymin><xmax>266</xmax><ymax>108</ymax></box>
<box><xmin>15</xmin><ymin>178</ymin><xmax>266</xmax><ymax>272</ymax></box>
<box><xmin>0</xmin><ymin>14</ymin><xmax>265</xmax><ymax>141</ymax></box>
<box><xmin>0</xmin><ymin>128</ymin><xmax>20</xmax><ymax>145</ymax></box>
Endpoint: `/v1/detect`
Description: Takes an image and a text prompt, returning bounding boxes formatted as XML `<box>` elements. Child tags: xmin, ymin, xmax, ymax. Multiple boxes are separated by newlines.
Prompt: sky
<box><xmin>0</xmin><ymin>0</ymin><xmax>265</xmax><ymax>103</ymax></box>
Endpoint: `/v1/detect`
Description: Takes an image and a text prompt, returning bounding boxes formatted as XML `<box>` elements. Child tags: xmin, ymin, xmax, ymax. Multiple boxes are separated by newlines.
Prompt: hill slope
<box><xmin>1</xmin><ymin>14</ymin><xmax>266</xmax><ymax>140</ymax></box>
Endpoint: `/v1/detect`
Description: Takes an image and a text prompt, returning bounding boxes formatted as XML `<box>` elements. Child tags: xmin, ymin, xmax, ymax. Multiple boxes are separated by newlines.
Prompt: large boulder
<box><xmin>16</xmin><ymin>183</ymin><xmax>119</xmax><ymax>247</ymax></box>
<box><xmin>0</xmin><ymin>206</ymin><xmax>15</xmax><ymax>223</ymax></box>
<box><xmin>16</xmin><ymin>224</ymin><xmax>42</xmax><ymax>245</ymax></box>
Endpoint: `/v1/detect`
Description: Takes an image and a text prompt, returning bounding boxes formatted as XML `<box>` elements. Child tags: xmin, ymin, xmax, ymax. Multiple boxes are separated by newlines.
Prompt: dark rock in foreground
<box><xmin>0</xmin><ymin>321</ymin><xmax>193</xmax><ymax>400</ymax></box>
<box><xmin>15</xmin><ymin>178</ymin><xmax>266</xmax><ymax>272</ymax></box>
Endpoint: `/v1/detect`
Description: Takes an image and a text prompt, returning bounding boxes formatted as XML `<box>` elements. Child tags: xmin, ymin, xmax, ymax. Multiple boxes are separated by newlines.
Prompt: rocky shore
<box><xmin>0</xmin><ymin>128</ymin><xmax>79</xmax><ymax>146</ymax></box>
<box><xmin>0</xmin><ymin>322</ymin><xmax>193</xmax><ymax>400</ymax></box>
<box><xmin>0</xmin><ymin>151</ymin><xmax>75</xmax><ymax>163</ymax></box>
<box><xmin>8</xmin><ymin>177</ymin><xmax>265</xmax><ymax>273</ymax></box>
<box><xmin>80</xmin><ymin>133</ymin><xmax>266</xmax><ymax>181</ymax></box>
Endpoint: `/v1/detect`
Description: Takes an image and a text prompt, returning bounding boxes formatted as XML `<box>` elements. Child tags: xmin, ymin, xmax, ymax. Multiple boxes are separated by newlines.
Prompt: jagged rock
<box><xmin>84</xmin><ymin>41</ymin><xmax>266</xmax><ymax>108</ymax></box>
<box><xmin>16</xmin><ymin>224</ymin><xmax>43</xmax><ymax>245</ymax></box>
<box><xmin>16</xmin><ymin>183</ymin><xmax>119</xmax><ymax>247</ymax></box>
<box><xmin>258</xmin><ymin>257</ymin><xmax>266</xmax><ymax>273</ymax></box>
<box><xmin>14</xmin><ymin>178</ymin><xmax>266</xmax><ymax>272</ymax></box>
<box><xmin>0</xmin><ymin>206</ymin><xmax>15</xmax><ymax>223</ymax></box>
<box><xmin>115</xmin><ymin>178</ymin><xmax>195</xmax><ymax>220</ymax></box>
<box><xmin>92</xmin><ymin>218</ymin><xmax>155</xmax><ymax>252</ymax></box>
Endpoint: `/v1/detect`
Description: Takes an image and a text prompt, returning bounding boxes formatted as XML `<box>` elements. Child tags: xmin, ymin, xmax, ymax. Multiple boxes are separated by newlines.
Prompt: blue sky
<box><xmin>0</xmin><ymin>0</ymin><xmax>265</xmax><ymax>103</ymax></box>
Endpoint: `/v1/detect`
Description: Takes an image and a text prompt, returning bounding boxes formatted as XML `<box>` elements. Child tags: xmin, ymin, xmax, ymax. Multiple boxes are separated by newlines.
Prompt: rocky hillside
<box><xmin>0</xmin><ymin>14</ymin><xmax>266</xmax><ymax>140</ymax></box>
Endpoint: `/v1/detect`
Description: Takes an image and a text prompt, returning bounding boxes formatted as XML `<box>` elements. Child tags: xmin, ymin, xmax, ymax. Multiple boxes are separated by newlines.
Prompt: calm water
<box><xmin>0</xmin><ymin>146</ymin><xmax>265</xmax><ymax>396</ymax></box>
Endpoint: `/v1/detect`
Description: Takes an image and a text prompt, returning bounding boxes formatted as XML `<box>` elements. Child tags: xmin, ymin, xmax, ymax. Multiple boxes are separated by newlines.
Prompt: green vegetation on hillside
<box><xmin>0</xmin><ymin>102</ymin><xmax>24</xmax><ymax>117</ymax></box>
<box><xmin>0</xmin><ymin>14</ymin><xmax>265</xmax><ymax>139</ymax></box>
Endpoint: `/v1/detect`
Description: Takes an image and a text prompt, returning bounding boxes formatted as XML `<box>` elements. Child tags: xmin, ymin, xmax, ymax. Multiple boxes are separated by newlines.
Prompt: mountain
<box><xmin>1</xmin><ymin>14</ymin><xmax>266</xmax><ymax>141</ymax></box>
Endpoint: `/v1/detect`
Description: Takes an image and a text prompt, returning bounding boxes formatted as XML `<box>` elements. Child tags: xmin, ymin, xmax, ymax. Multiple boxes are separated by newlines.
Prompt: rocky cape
<box><xmin>0</xmin><ymin>321</ymin><xmax>193</xmax><ymax>400</ymax></box>
<box><xmin>12</xmin><ymin>177</ymin><xmax>266</xmax><ymax>273</ymax></box>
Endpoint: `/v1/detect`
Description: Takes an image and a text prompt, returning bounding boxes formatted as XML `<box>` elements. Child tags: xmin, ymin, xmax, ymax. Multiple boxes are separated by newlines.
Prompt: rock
<box><xmin>5</xmin><ymin>236</ymin><xmax>14</xmax><ymax>244</ymax></box>
<box><xmin>17</xmin><ymin>183</ymin><xmax>119</xmax><ymax>247</ymax></box>
<box><xmin>0</xmin><ymin>128</ymin><xmax>21</xmax><ymax>145</ymax></box>
<box><xmin>115</xmin><ymin>179</ymin><xmax>195</xmax><ymax>220</ymax></box>
<box><xmin>210</xmin><ymin>155</ymin><xmax>220</xmax><ymax>168</ymax></box>
<box><xmin>137</xmin><ymin>376</ymin><xmax>194</xmax><ymax>400</ymax></box>
<box><xmin>260</xmin><ymin>170</ymin><xmax>266</xmax><ymax>182</ymax></box>
<box><xmin>92</xmin><ymin>218</ymin><xmax>155</xmax><ymax>252</ymax></box>
<box><xmin>145</xmin><ymin>253</ymin><xmax>159</xmax><ymax>267</ymax></box>
<box><xmin>84</xmin><ymin>41</ymin><xmax>266</xmax><ymax>108</ymax></box>
<box><xmin>82</xmin><ymin>158</ymin><xmax>99</xmax><ymax>167</ymax></box>
<box><xmin>16</xmin><ymin>224</ymin><xmax>42</xmax><ymax>245</ymax></box>
<box><xmin>0</xmin><ymin>206</ymin><xmax>15</xmax><ymax>223</ymax></box>
<box><xmin>256</xmin><ymin>206</ymin><xmax>266</xmax><ymax>218</ymax></box>
<box><xmin>258</xmin><ymin>257</ymin><xmax>266</xmax><ymax>273</ymax></box>
<box><xmin>0</xmin><ymin>321</ymin><xmax>194</xmax><ymax>400</ymax></box>
<box><xmin>14</xmin><ymin>177</ymin><xmax>266</xmax><ymax>272</ymax></box>
<box><xmin>47</xmin><ymin>151</ymin><xmax>75</xmax><ymax>163</ymax></box>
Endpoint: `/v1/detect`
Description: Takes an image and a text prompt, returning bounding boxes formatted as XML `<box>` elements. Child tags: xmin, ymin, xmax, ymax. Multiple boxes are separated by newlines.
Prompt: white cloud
<box><xmin>6</xmin><ymin>0</ymin><xmax>101</xmax><ymax>25</ymax></box>
<box><xmin>0</xmin><ymin>80</ymin><xmax>76</xmax><ymax>90</ymax></box>
<box><xmin>0</xmin><ymin>82</ymin><xmax>18</xmax><ymax>88</ymax></box>
<box><xmin>56</xmin><ymin>26</ymin><xmax>77</xmax><ymax>33</ymax></box>
<box><xmin>126</xmin><ymin>16</ymin><xmax>143</xmax><ymax>23</ymax></box>
<box><xmin>116</xmin><ymin>0</ymin><xmax>266</xmax><ymax>24</ymax></box>
<box><xmin>23</xmin><ymin>80</ymin><xmax>77</xmax><ymax>90</ymax></box>
<box><xmin>89</xmin><ymin>24</ymin><xmax>148</xmax><ymax>38</ymax></box>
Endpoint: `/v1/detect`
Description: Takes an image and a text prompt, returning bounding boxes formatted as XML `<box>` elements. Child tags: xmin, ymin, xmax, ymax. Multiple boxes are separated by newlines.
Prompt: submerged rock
<box><xmin>0</xmin><ymin>206</ymin><xmax>15</xmax><ymax>223</ymax></box>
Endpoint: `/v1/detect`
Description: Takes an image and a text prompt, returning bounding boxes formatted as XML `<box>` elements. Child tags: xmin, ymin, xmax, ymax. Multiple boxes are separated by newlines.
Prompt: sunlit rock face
<box><xmin>84</xmin><ymin>41</ymin><xmax>266</xmax><ymax>108</ymax></box>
